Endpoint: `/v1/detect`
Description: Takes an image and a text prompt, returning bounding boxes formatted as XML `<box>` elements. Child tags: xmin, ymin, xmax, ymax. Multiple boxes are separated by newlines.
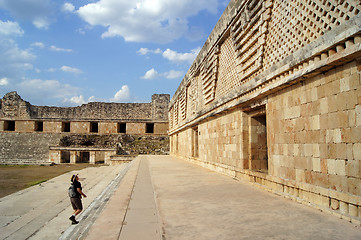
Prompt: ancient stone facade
<box><xmin>0</xmin><ymin>92</ymin><xmax>169</xmax><ymax>164</ymax></box>
<box><xmin>169</xmin><ymin>0</ymin><xmax>361</xmax><ymax>223</ymax></box>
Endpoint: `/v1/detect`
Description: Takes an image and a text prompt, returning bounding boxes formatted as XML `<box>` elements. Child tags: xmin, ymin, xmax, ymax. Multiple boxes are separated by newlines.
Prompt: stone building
<box><xmin>169</xmin><ymin>0</ymin><xmax>361</xmax><ymax>222</ymax></box>
<box><xmin>0</xmin><ymin>91</ymin><xmax>169</xmax><ymax>165</ymax></box>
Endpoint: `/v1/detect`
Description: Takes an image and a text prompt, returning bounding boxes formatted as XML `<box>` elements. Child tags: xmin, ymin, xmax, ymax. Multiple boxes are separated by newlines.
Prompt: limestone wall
<box><xmin>0</xmin><ymin>92</ymin><xmax>170</xmax><ymax>164</ymax></box>
<box><xmin>0</xmin><ymin>133</ymin><xmax>63</xmax><ymax>165</ymax></box>
<box><xmin>0</xmin><ymin>92</ymin><xmax>169</xmax><ymax>122</ymax></box>
<box><xmin>169</xmin><ymin>0</ymin><xmax>361</xmax><ymax>223</ymax></box>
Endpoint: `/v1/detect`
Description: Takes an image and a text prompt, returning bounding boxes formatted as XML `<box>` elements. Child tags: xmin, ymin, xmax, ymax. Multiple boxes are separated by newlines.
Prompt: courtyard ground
<box><xmin>0</xmin><ymin>164</ymin><xmax>100</xmax><ymax>198</ymax></box>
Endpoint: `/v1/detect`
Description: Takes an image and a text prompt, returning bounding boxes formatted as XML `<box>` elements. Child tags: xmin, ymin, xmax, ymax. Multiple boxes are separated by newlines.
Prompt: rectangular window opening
<box><xmin>62</xmin><ymin>122</ymin><xmax>71</xmax><ymax>132</ymax></box>
<box><xmin>146</xmin><ymin>123</ymin><xmax>154</xmax><ymax>133</ymax></box>
<box><xmin>90</xmin><ymin>122</ymin><xmax>98</xmax><ymax>133</ymax></box>
<box><xmin>35</xmin><ymin>121</ymin><xmax>43</xmax><ymax>132</ymax></box>
<box><xmin>4</xmin><ymin>120</ymin><xmax>15</xmax><ymax>131</ymax></box>
<box><xmin>118</xmin><ymin>123</ymin><xmax>126</xmax><ymax>133</ymax></box>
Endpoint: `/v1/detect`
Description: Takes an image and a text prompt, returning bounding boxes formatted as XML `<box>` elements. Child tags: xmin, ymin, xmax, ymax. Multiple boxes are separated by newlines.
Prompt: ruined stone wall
<box><xmin>0</xmin><ymin>92</ymin><xmax>169</xmax><ymax>122</ymax></box>
<box><xmin>0</xmin><ymin>92</ymin><xmax>170</xmax><ymax>164</ymax></box>
<box><xmin>169</xmin><ymin>0</ymin><xmax>361</xmax><ymax>223</ymax></box>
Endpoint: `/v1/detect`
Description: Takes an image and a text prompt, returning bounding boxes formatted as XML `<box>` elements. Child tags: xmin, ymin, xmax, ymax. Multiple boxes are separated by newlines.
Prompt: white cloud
<box><xmin>0</xmin><ymin>20</ymin><xmax>24</xmax><ymax>36</ymax></box>
<box><xmin>60</xmin><ymin>66</ymin><xmax>83</xmax><ymax>74</ymax></box>
<box><xmin>0</xmin><ymin>77</ymin><xmax>9</xmax><ymax>86</ymax></box>
<box><xmin>137</xmin><ymin>48</ymin><xmax>162</xmax><ymax>55</ymax></box>
<box><xmin>77</xmin><ymin>0</ymin><xmax>219</xmax><ymax>43</ymax></box>
<box><xmin>0</xmin><ymin>0</ymin><xmax>54</xmax><ymax>29</ymax></box>
<box><xmin>0</xmin><ymin>38</ymin><xmax>36</xmax><ymax>82</ymax></box>
<box><xmin>31</xmin><ymin>42</ymin><xmax>45</xmax><ymax>48</ymax></box>
<box><xmin>17</xmin><ymin>79</ymin><xmax>81</xmax><ymax>100</ymax></box>
<box><xmin>142</xmin><ymin>68</ymin><xmax>159</xmax><ymax>80</ymax></box>
<box><xmin>138</xmin><ymin>47</ymin><xmax>200</xmax><ymax>64</ymax></box>
<box><xmin>62</xmin><ymin>2</ymin><xmax>75</xmax><ymax>13</ymax></box>
<box><xmin>111</xmin><ymin>85</ymin><xmax>130</xmax><ymax>102</ymax></box>
<box><xmin>164</xmin><ymin>70</ymin><xmax>183</xmax><ymax>79</ymax></box>
<box><xmin>33</xmin><ymin>17</ymin><xmax>50</xmax><ymax>29</ymax></box>
<box><xmin>69</xmin><ymin>95</ymin><xmax>87</xmax><ymax>105</ymax></box>
<box><xmin>141</xmin><ymin>68</ymin><xmax>183</xmax><ymax>80</ymax></box>
<box><xmin>163</xmin><ymin>47</ymin><xmax>200</xmax><ymax>64</ymax></box>
<box><xmin>50</xmin><ymin>45</ymin><xmax>73</xmax><ymax>52</ymax></box>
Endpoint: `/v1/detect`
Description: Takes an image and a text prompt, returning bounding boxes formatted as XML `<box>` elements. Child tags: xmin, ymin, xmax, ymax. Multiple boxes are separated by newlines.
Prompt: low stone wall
<box><xmin>0</xmin><ymin>132</ymin><xmax>63</xmax><ymax>165</ymax></box>
<box><xmin>109</xmin><ymin>155</ymin><xmax>136</xmax><ymax>165</ymax></box>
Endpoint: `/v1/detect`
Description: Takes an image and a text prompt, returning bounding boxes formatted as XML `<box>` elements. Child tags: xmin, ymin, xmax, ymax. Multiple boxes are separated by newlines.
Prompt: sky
<box><xmin>0</xmin><ymin>0</ymin><xmax>229</xmax><ymax>106</ymax></box>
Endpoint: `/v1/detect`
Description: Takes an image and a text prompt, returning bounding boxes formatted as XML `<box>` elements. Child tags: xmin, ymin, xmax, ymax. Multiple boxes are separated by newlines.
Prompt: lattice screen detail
<box><xmin>263</xmin><ymin>0</ymin><xmax>361</xmax><ymax>69</ymax></box>
<box><xmin>201</xmin><ymin>46</ymin><xmax>220</xmax><ymax>105</ymax></box>
<box><xmin>174</xmin><ymin>101</ymin><xmax>179</xmax><ymax>126</ymax></box>
<box><xmin>169</xmin><ymin>107</ymin><xmax>174</xmax><ymax>129</ymax></box>
<box><xmin>231</xmin><ymin>0</ymin><xmax>272</xmax><ymax>83</ymax></box>
<box><xmin>216</xmin><ymin>34</ymin><xmax>239</xmax><ymax>99</ymax></box>
<box><xmin>187</xmin><ymin>74</ymin><xmax>200</xmax><ymax>117</ymax></box>
<box><xmin>179</xmin><ymin>90</ymin><xmax>187</xmax><ymax>120</ymax></box>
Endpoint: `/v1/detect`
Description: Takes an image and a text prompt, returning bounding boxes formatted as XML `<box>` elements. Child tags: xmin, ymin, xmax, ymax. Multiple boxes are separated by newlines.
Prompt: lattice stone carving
<box><xmin>187</xmin><ymin>74</ymin><xmax>200</xmax><ymax>117</ymax></box>
<box><xmin>179</xmin><ymin>90</ymin><xmax>187</xmax><ymax>120</ymax></box>
<box><xmin>174</xmin><ymin>100</ymin><xmax>179</xmax><ymax>126</ymax></box>
<box><xmin>231</xmin><ymin>0</ymin><xmax>273</xmax><ymax>82</ymax></box>
<box><xmin>216</xmin><ymin>34</ymin><xmax>239</xmax><ymax>99</ymax></box>
<box><xmin>169</xmin><ymin>107</ymin><xmax>174</xmax><ymax>129</ymax></box>
<box><xmin>201</xmin><ymin>46</ymin><xmax>220</xmax><ymax>105</ymax></box>
<box><xmin>263</xmin><ymin>0</ymin><xmax>361</xmax><ymax>69</ymax></box>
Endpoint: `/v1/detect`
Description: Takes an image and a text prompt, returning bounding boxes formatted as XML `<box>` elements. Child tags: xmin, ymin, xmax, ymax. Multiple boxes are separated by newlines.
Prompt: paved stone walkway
<box><xmin>1</xmin><ymin>155</ymin><xmax>361</xmax><ymax>240</ymax></box>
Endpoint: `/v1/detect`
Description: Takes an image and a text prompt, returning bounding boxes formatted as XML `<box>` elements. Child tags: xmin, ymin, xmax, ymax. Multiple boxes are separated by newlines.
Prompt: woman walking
<box><xmin>69</xmin><ymin>174</ymin><xmax>87</xmax><ymax>224</ymax></box>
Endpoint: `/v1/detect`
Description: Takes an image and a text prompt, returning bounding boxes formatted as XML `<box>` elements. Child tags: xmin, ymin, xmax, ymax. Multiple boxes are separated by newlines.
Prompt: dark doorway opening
<box><xmin>4</xmin><ymin>120</ymin><xmax>15</xmax><ymax>131</ymax></box>
<box><xmin>249</xmin><ymin>113</ymin><xmax>268</xmax><ymax>173</ymax></box>
<box><xmin>90</xmin><ymin>122</ymin><xmax>98</xmax><ymax>133</ymax></box>
<box><xmin>62</xmin><ymin>122</ymin><xmax>70</xmax><ymax>132</ymax></box>
<box><xmin>118</xmin><ymin>123</ymin><xmax>126</xmax><ymax>133</ymax></box>
<box><xmin>35</xmin><ymin>121</ymin><xmax>43</xmax><ymax>132</ymax></box>
<box><xmin>192</xmin><ymin>126</ymin><xmax>199</xmax><ymax>158</ymax></box>
<box><xmin>61</xmin><ymin>151</ymin><xmax>70</xmax><ymax>163</ymax></box>
<box><xmin>79</xmin><ymin>152</ymin><xmax>90</xmax><ymax>163</ymax></box>
<box><xmin>146</xmin><ymin>123</ymin><xmax>154</xmax><ymax>133</ymax></box>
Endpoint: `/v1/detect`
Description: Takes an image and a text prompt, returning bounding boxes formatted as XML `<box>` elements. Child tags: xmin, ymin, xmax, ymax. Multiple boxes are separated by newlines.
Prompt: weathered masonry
<box><xmin>0</xmin><ymin>92</ymin><xmax>169</xmax><ymax>165</ymax></box>
<box><xmin>169</xmin><ymin>0</ymin><xmax>361</xmax><ymax>223</ymax></box>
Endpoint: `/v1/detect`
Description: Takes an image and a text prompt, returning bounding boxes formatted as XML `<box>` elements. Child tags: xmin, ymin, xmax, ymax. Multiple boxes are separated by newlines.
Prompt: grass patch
<box><xmin>0</xmin><ymin>163</ymin><xmax>101</xmax><ymax>198</ymax></box>
<box><xmin>27</xmin><ymin>179</ymin><xmax>48</xmax><ymax>187</ymax></box>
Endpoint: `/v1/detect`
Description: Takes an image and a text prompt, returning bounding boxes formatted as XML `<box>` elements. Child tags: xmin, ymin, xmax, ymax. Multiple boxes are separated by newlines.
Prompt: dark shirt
<box><xmin>73</xmin><ymin>180</ymin><xmax>82</xmax><ymax>198</ymax></box>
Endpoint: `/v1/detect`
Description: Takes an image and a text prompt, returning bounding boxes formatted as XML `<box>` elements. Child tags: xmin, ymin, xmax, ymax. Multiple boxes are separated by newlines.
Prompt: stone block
<box><xmin>348</xmin><ymin>204</ymin><xmax>358</xmax><ymax>217</ymax></box>
<box><xmin>330</xmin><ymin>198</ymin><xmax>339</xmax><ymax>210</ymax></box>
<box><xmin>353</xmin><ymin>143</ymin><xmax>361</xmax><ymax>160</ymax></box>
<box><xmin>327</xmin><ymin>159</ymin><xmax>337</xmax><ymax>174</ymax></box>
<box><xmin>339</xmin><ymin>201</ymin><xmax>349</xmax><ymax>215</ymax></box>
<box><xmin>295</xmin><ymin>169</ymin><xmax>306</xmax><ymax>182</ymax></box>
<box><xmin>329</xmin><ymin>174</ymin><xmax>348</xmax><ymax>192</ymax></box>
<box><xmin>335</xmin><ymin>159</ymin><xmax>346</xmax><ymax>176</ymax></box>
<box><xmin>348</xmin><ymin>177</ymin><xmax>361</xmax><ymax>196</ymax></box>
<box><xmin>312</xmin><ymin>157</ymin><xmax>321</xmax><ymax>172</ymax></box>
<box><xmin>320</xmin><ymin>158</ymin><xmax>328</xmax><ymax>174</ymax></box>
<box><xmin>336</xmin><ymin>143</ymin><xmax>347</xmax><ymax>160</ymax></box>
<box><xmin>356</xmin><ymin>105</ymin><xmax>361</xmax><ymax>126</ymax></box>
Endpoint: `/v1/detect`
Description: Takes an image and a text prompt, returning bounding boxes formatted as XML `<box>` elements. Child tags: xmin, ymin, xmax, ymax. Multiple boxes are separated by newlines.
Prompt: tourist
<box><xmin>69</xmin><ymin>174</ymin><xmax>87</xmax><ymax>224</ymax></box>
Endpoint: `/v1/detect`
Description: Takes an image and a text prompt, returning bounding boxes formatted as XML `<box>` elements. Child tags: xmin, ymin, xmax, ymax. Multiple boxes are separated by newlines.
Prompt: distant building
<box><xmin>169</xmin><ymin>0</ymin><xmax>361</xmax><ymax>222</ymax></box>
<box><xmin>0</xmin><ymin>91</ymin><xmax>169</xmax><ymax>165</ymax></box>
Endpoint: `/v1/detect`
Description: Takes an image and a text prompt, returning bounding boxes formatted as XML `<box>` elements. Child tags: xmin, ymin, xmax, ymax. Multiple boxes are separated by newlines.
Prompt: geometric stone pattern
<box><xmin>263</xmin><ymin>0</ymin><xmax>361</xmax><ymax>70</ymax></box>
<box><xmin>169</xmin><ymin>0</ymin><xmax>361</xmax><ymax>130</ymax></box>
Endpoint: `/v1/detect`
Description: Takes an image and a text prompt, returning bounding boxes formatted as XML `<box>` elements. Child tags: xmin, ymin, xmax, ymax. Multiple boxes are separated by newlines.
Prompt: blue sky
<box><xmin>0</xmin><ymin>0</ymin><xmax>229</xmax><ymax>106</ymax></box>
